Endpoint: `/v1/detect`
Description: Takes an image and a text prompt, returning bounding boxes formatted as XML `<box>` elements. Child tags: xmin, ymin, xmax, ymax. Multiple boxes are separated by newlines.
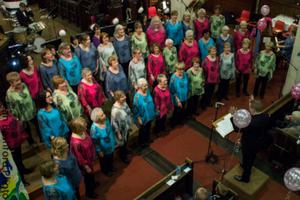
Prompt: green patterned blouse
<box><xmin>131</xmin><ymin>32</ymin><xmax>149</xmax><ymax>58</ymax></box>
<box><xmin>6</xmin><ymin>83</ymin><xmax>36</xmax><ymax>121</ymax></box>
<box><xmin>210</xmin><ymin>15</ymin><xmax>225</xmax><ymax>39</ymax></box>
<box><xmin>187</xmin><ymin>67</ymin><xmax>205</xmax><ymax>97</ymax></box>
<box><xmin>163</xmin><ymin>46</ymin><xmax>178</xmax><ymax>74</ymax></box>
<box><xmin>53</xmin><ymin>87</ymin><xmax>83</xmax><ymax>122</ymax></box>
<box><xmin>255</xmin><ymin>50</ymin><xmax>276</xmax><ymax>80</ymax></box>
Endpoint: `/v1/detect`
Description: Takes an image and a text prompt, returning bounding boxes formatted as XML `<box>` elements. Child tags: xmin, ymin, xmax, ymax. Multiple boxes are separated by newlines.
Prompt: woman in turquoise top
<box><xmin>37</xmin><ymin>90</ymin><xmax>69</xmax><ymax>148</ymax></box>
<box><xmin>169</xmin><ymin>62</ymin><xmax>188</xmax><ymax>126</ymax></box>
<box><xmin>133</xmin><ymin>78</ymin><xmax>156</xmax><ymax>147</ymax></box>
<box><xmin>58</xmin><ymin>43</ymin><xmax>82</xmax><ymax>93</ymax></box>
<box><xmin>165</xmin><ymin>10</ymin><xmax>184</xmax><ymax>50</ymax></box>
<box><xmin>198</xmin><ymin>30</ymin><xmax>215</xmax><ymax>61</ymax></box>
<box><xmin>40</xmin><ymin>160</ymin><xmax>75</xmax><ymax>200</ymax></box>
<box><xmin>90</xmin><ymin>107</ymin><xmax>116</xmax><ymax>177</ymax></box>
<box><xmin>253</xmin><ymin>42</ymin><xmax>276</xmax><ymax>99</ymax></box>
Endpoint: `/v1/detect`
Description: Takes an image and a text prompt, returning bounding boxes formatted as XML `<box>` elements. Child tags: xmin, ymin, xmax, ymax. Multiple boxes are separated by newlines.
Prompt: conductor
<box><xmin>16</xmin><ymin>2</ymin><xmax>34</xmax><ymax>27</ymax></box>
<box><xmin>231</xmin><ymin>96</ymin><xmax>270</xmax><ymax>183</ymax></box>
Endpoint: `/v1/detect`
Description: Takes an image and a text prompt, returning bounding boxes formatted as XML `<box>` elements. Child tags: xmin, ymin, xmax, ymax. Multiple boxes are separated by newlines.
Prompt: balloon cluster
<box><xmin>291</xmin><ymin>84</ymin><xmax>300</xmax><ymax>100</ymax></box>
<box><xmin>232</xmin><ymin>109</ymin><xmax>252</xmax><ymax>129</ymax></box>
<box><xmin>284</xmin><ymin>167</ymin><xmax>300</xmax><ymax>191</ymax></box>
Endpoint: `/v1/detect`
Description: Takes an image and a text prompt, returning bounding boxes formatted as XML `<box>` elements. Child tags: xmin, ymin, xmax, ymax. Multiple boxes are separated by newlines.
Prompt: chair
<box><xmin>236</xmin><ymin>10</ymin><xmax>250</xmax><ymax>23</ymax></box>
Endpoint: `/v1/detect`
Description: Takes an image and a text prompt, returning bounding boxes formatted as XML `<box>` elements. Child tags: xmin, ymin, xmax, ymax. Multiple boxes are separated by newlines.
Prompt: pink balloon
<box><xmin>233</xmin><ymin>109</ymin><xmax>252</xmax><ymax>129</ymax></box>
<box><xmin>284</xmin><ymin>168</ymin><xmax>300</xmax><ymax>191</ymax></box>
<box><xmin>291</xmin><ymin>84</ymin><xmax>300</xmax><ymax>100</ymax></box>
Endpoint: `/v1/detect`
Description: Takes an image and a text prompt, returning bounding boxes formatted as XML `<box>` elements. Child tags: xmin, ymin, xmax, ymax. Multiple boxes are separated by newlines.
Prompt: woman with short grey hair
<box><xmin>133</xmin><ymin>78</ymin><xmax>156</xmax><ymax>147</ymax></box>
<box><xmin>179</xmin><ymin>30</ymin><xmax>199</xmax><ymax>70</ymax></box>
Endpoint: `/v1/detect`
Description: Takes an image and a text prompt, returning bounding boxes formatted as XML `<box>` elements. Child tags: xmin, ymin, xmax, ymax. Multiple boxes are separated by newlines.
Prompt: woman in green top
<box><xmin>209</xmin><ymin>5</ymin><xmax>225</xmax><ymax>39</ymax></box>
<box><xmin>186</xmin><ymin>57</ymin><xmax>205</xmax><ymax>116</ymax></box>
<box><xmin>52</xmin><ymin>75</ymin><xmax>83</xmax><ymax>122</ymax></box>
<box><xmin>253</xmin><ymin>41</ymin><xmax>276</xmax><ymax>99</ymax></box>
<box><xmin>163</xmin><ymin>38</ymin><xmax>178</xmax><ymax>77</ymax></box>
<box><xmin>6</xmin><ymin>72</ymin><xmax>39</xmax><ymax>144</ymax></box>
<box><xmin>131</xmin><ymin>22</ymin><xmax>149</xmax><ymax>59</ymax></box>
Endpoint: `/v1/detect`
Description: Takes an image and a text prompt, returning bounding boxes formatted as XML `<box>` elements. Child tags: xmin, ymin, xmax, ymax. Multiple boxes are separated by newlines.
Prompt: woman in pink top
<box><xmin>147</xmin><ymin>43</ymin><xmax>166</xmax><ymax>86</ymax></box>
<box><xmin>19</xmin><ymin>55</ymin><xmax>43</xmax><ymax>99</ymax></box>
<box><xmin>235</xmin><ymin>38</ymin><xmax>252</xmax><ymax>97</ymax></box>
<box><xmin>153</xmin><ymin>74</ymin><xmax>173</xmax><ymax>134</ymax></box>
<box><xmin>201</xmin><ymin>46</ymin><xmax>220</xmax><ymax>108</ymax></box>
<box><xmin>78</xmin><ymin>68</ymin><xmax>106</xmax><ymax>116</ymax></box>
<box><xmin>146</xmin><ymin>16</ymin><xmax>166</xmax><ymax>49</ymax></box>
<box><xmin>179</xmin><ymin>30</ymin><xmax>199</xmax><ymax>70</ymax></box>
<box><xmin>233</xmin><ymin>21</ymin><xmax>250</xmax><ymax>51</ymax></box>
<box><xmin>194</xmin><ymin>8</ymin><xmax>209</xmax><ymax>41</ymax></box>
<box><xmin>69</xmin><ymin>117</ymin><xmax>97</xmax><ymax>199</ymax></box>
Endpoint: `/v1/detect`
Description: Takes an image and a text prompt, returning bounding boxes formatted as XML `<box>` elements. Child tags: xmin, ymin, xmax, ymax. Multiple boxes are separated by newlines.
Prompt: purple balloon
<box><xmin>291</xmin><ymin>84</ymin><xmax>300</xmax><ymax>100</ymax></box>
<box><xmin>233</xmin><ymin>109</ymin><xmax>251</xmax><ymax>129</ymax></box>
<box><xmin>284</xmin><ymin>168</ymin><xmax>300</xmax><ymax>191</ymax></box>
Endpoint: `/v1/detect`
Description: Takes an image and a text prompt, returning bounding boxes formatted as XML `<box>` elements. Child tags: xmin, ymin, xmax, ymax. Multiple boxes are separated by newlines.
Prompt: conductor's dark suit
<box><xmin>16</xmin><ymin>9</ymin><xmax>33</xmax><ymax>27</ymax></box>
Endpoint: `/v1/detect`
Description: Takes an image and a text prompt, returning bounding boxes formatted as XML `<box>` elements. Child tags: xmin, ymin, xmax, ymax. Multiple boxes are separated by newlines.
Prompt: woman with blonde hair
<box><xmin>182</xmin><ymin>11</ymin><xmax>194</xmax><ymax>35</ymax></box>
<box><xmin>111</xmin><ymin>90</ymin><xmax>132</xmax><ymax>163</ymax></box>
<box><xmin>179</xmin><ymin>30</ymin><xmax>199</xmax><ymax>70</ymax></box>
<box><xmin>51</xmin><ymin>137</ymin><xmax>82</xmax><ymax>200</ymax></box>
<box><xmin>112</xmin><ymin>24</ymin><xmax>131</xmax><ymax>76</ymax></box>
<box><xmin>131</xmin><ymin>22</ymin><xmax>149</xmax><ymax>59</ymax></box>
<box><xmin>146</xmin><ymin>15</ymin><xmax>166</xmax><ymax>49</ymax></box>
<box><xmin>194</xmin><ymin>8</ymin><xmax>209</xmax><ymax>41</ymax></box>
<box><xmin>233</xmin><ymin>21</ymin><xmax>250</xmax><ymax>51</ymax></box>
<box><xmin>128</xmin><ymin>48</ymin><xmax>146</xmax><ymax>91</ymax></box>
<box><xmin>165</xmin><ymin>10</ymin><xmax>184</xmax><ymax>50</ymax></box>
<box><xmin>69</xmin><ymin>117</ymin><xmax>97</xmax><ymax>199</ymax></box>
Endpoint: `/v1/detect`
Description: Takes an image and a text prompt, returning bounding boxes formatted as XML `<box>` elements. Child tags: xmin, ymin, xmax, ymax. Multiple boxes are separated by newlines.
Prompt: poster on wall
<box><xmin>0</xmin><ymin>132</ymin><xmax>29</xmax><ymax>200</ymax></box>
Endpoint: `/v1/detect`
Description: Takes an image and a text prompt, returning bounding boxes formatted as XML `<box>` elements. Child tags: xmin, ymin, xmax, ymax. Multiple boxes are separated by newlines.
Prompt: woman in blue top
<box><xmin>36</xmin><ymin>90</ymin><xmax>69</xmax><ymax>149</ymax></box>
<box><xmin>40</xmin><ymin>160</ymin><xmax>75</xmax><ymax>200</ymax></box>
<box><xmin>165</xmin><ymin>10</ymin><xmax>184</xmax><ymax>50</ymax></box>
<box><xmin>216</xmin><ymin>25</ymin><xmax>234</xmax><ymax>55</ymax></box>
<box><xmin>90</xmin><ymin>107</ymin><xmax>116</xmax><ymax>177</ymax></box>
<box><xmin>51</xmin><ymin>137</ymin><xmax>82</xmax><ymax>200</ymax></box>
<box><xmin>105</xmin><ymin>55</ymin><xmax>129</xmax><ymax>100</ymax></box>
<box><xmin>75</xmin><ymin>34</ymin><xmax>99</xmax><ymax>75</ymax></box>
<box><xmin>112</xmin><ymin>24</ymin><xmax>131</xmax><ymax>76</ymax></box>
<box><xmin>169</xmin><ymin>62</ymin><xmax>188</xmax><ymax>126</ymax></box>
<box><xmin>58</xmin><ymin>43</ymin><xmax>82</xmax><ymax>93</ymax></box>
<box><xmin>133</xmin><ymin>78</ymin><xmax>156</xmax><ymax>147</ymax></box>
<box><xmin>198</xmin><ymin>30</ymin><xmax>215</xmax><ymax>61</ymax></box>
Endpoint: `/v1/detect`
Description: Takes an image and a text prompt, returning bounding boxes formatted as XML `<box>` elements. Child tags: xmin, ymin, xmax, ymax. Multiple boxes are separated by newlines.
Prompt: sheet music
<box><xmin>215</xmin><ymin>113</ymin><xmax>234</xmax><ymax>138</ymax></box>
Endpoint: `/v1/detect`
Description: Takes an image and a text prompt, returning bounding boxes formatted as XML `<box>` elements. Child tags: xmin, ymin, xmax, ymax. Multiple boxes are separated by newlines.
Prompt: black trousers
<box><xmin>119</xmin><ymin>139</ymin><xmax>128</xmax><ymax>161</ymax></box>
<box><xmin>99</xmin><ymin>153</ymin><xmax>114</xmax><ymax>174</ymax></box>
<box><xmin>202</xmin><ymin>83</ymin><xmax>216</xmax><ymax>108</ymax></box>
<box><xmin>217</xmin><ymin>79</ymin><xmax>230</xmax><ymax>100</ymax></box>
<box><xmin>253</xmin><ymin>76</ymin><xmax>268</xmax><ymax>98</ymax></box>
<box><xmin>11</xmin><ymin>146</ymin><xmax>26</xmax><ymax>182</ymax></box>
<box><xmin>71</xmin><ymin>84</ymin><xmax>78</xmax><ymax>94</ymax></box>
<box><xmin>82</xmin><ymin>170</ymin><xmax>96</xmax><ymax>197</ymax></box>
<box><xmin>236</xmin><ymin>73</ymin><xmax>249</xmax><ymax>95</ymax></box>
<box><xmin>24</xmin><ymin>117</ymin><xmax>42</xmax><ymax>144</ymax></box>
<box><xmin>187</xmin><ymin>95</ymin><xmax>200</xmax><ymax>115</ymax></box>
<box><xmin>121</xmin><ymin>61</ymin><xmax>130</xmax><ymax>78</ymax></box>
<box><xmin>155</xmin><ymin>115</ymin><xmax>167</xmax><ymax>134</ymax></box>
<box><xmin>241</xmin><ymin>146</ymin><xmax>257</xmax><ymax>181</ymax></box>
<box><xmin>138</xmin><ymin>120</ymin><xmax>152</xmax><ymax>145</ymax></box>
<box><xmin>172</xmin><ymin>101</ymin><xmax>187</xmax><ymax>126</ymax></box>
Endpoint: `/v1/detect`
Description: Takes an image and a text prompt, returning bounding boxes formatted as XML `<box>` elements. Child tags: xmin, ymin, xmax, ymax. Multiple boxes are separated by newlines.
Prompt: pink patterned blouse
<box><xmin>70</xmin><ymin>133</ymin><xmax>96</xmax><ymax>170</ymax></box>
<box><xmin>146</xmin><ymin>27</ymin><xmax>166</xmax><ymax>49</ymax></box>
<box><xmin>19</xmin><ymin>66</ymin><xmax>43</xmax><ymax>99</ymax></box>
<box><xmin>147</xmin><ymin>54</ymin><xmax>166</xmax><ymax>86</ymax></box>
<box><xmin>194</xmin><ymin>18</ymin><xmax>209</xmax><ymax>41</ymax></box>
<box><xmin>153</xmin><ymin>86</ymin><xmax>173</xmax><ymax>118</ymax></box>
<box><xmin>77</xmin><ymin>79</ymin><xmax>106</xmax><ymax>115</ymax></box>
<box><xmin>233</xmin><ymin>30</ymin><xmax>250</xmax><ymax>51</ymax></box>
<box><xmin>179</xmin><ymin>40</ymin><xmax>200</xmax><ymax>70</ymax></box>
<box><xmin>202</xmin><ymin>56</ymin><xmax>220</xmax><ymax>84</ymax></box>
<box><xmin>235</xmin><ymin>49</ymin><xmax>253</xmax><ymax>74</ymax></box>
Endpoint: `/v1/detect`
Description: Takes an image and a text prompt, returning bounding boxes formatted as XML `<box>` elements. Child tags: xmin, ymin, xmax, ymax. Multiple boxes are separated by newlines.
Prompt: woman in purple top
<box><xmin>146</xmin><ymin>16</ymin><xmax>166</xmax><ymax>49</ymax></box>
<box><xmin>78</xmin><ymin>68</ymin><xmax>106</xmax><ymax>116</ymax></box>
<box><xmin>105</xmin><ymin>55</ymin><xmax>128</xmax><ymax>100</ymax></box>
<box><xmin>92</xmin><ymin>24</ymin><xmax>101</xmax><ymax>48</ymax></box>
<box><xmin>153</xmin><ymin>74</ymin><xmax>173</xmax><ymax>134</ymax></box>
<box><xmin>75</xmin><ymin>34</ymin><xmax>99</xmax><ymax>74</ymax></box>
<box><xmin>179</xmin><ymin>30</ymin><xmax>199</xmax><ymax>70</ymax></box>
<box><xmin>194</xmin><ymin>8</ymin><xmax>209</xmax><ymax>41</ymax></box>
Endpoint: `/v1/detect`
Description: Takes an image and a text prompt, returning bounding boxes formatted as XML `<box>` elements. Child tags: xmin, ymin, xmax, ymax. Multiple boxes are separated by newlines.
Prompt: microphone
<box><xmin>215</xmin><ymin>102</ymin><xmax>225</xmax><ymax>108</ymax></box>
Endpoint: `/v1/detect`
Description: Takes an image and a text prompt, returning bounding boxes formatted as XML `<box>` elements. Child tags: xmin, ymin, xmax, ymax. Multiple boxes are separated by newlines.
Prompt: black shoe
<box><xmin>87</xmin><ymin>193</ymin><xmax>98</xmax><ymax>199</ymax></box>
<box><xmin>103</xmin><ymin>171</ymin><xmax>113</xmax><ymax>177</ymax></box>
<box><xmin>243</xmin><ymin>91</ymin><xmax>250</xmax><ymax>96</ymax></box>
<box><xmin>234</xmin><ymin>175</ymin><xmax>249</xmax><ymax>183</ymax></box>
<box><xmin>121</xmin><ymin>158</ymin><xmax>130</xmax><ymax>164</ymax></box>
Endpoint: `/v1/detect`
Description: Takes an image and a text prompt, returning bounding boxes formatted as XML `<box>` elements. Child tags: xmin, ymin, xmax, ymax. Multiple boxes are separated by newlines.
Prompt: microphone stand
<box><xmin>205</xmin><ymin>102</ymin><xmax>222</xmax><ymax>164</ymax></box>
